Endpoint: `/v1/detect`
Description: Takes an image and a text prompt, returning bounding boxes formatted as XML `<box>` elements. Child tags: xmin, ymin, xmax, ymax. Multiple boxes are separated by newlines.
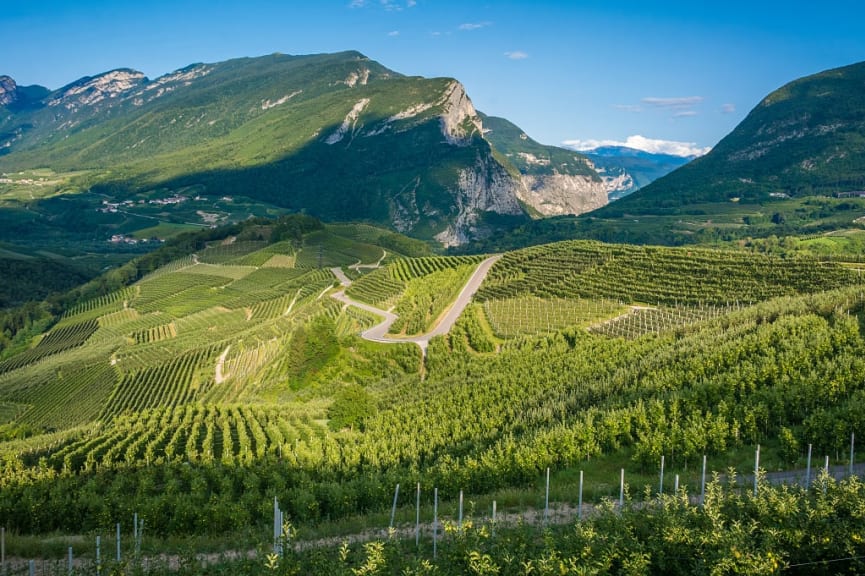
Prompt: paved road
<box><xmin>330</xmin><ymin>255</ymin><xmax>501</xmax><ymax>354</ymax></box>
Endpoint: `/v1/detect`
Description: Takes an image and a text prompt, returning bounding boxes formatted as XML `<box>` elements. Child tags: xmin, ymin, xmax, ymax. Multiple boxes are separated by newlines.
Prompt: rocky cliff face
<box><xmin>49</xmin><ymin>69</ymin><xmax>147</xmax><ymax>112</ymax></box>
<box><xmin>439</xmin><ymin>81</ymin><xmax>483</xmax><ymax>146</ymax></box>
<box><xmin>435</xmin><ymin>152</ymin><xmax>526</xmax><ymax>247</ymax></box>
<box><xmin>517</xmin><ymin>173</ymin><xmax>607</xmax><ymax>216</ymax></box>
<box><xmin>0</xmin><ymin>76</ymin><xmax>17</xmax><ymax>106</ymax></box>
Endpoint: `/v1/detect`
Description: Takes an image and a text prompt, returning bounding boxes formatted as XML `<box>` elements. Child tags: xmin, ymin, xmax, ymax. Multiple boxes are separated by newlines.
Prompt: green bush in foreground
<box><xmin>11</xmin><ymin>474</ymin><xmax>861</xmax><ymax>575</ymax></box>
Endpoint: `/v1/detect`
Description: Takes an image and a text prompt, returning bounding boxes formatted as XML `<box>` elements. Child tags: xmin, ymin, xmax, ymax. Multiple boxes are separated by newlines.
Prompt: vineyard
<box><xmin>475</xmin><ymin>240</ymin><xmax>857</xmax><ymax>305</ymax></box>
<box><xmin>2</xmin><ymin>225</ymin><xmax>865</xmax><ymax>574</ymax></box>
<box><xmin>484</xmin><ymin>296</ymin><xmax>626</xmax><ymax>337</ymax></box>
<box><xmin>346</xmin><ymin>255</ymin><xmax>485</xmax><ymax>309</ymax></box>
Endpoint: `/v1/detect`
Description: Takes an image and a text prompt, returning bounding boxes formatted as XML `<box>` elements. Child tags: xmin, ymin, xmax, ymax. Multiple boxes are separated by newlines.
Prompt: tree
<box><xmin>327</xmin><ymin>384</ymin><xmax>377</xmax><ymax>431</ymax></box>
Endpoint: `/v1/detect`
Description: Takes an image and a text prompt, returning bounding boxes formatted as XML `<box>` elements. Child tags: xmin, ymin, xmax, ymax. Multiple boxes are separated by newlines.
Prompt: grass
<box><xmin>131</xmin><ymin>223</ymin><xmax>202</xmax><ymax>240</ymax></box>
<box><xmin>0</xmin><ymin>169</ymin><xmax>90</xmax><ymax>202</ymax></box>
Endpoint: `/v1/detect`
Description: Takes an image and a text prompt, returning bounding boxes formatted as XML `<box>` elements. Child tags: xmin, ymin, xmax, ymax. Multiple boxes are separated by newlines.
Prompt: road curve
<box><xmin>330</xmin><ymin>255</ymin><xmax>501</xmax><ymax>354</ymax></box>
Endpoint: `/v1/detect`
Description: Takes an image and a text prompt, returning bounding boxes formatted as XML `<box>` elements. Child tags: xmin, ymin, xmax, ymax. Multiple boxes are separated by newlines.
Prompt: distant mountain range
<box><xmin>576</xmin><ymin>146</ymin><xmax>695</xmax><ymax>200</ymax></box>
<box><xmin>3</xmin><ymin>52</ymin><xmax>864</xmax><ymax>262</ymax></box>
<box><xmin>0</xmin><ymin>51</ymin><xmax>606</xmax><ymax>248</ymax></box>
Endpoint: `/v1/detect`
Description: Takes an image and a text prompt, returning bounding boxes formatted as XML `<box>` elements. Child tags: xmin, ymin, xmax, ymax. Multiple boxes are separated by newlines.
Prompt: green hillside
<box><xmin>0</xmin><ymin>51</ymin><xmax>609</xmax><ymax>261</ymax></box>
<box><xmin>1</xmin><ymin>217</ymin><xmax>863</xmax><ymax>572</ymax></box>
<box><xmin>480</xmin><ymin>113</ymin><xmax>598</xmax><ymax>179</ymax></box>
<box><xmin>571</xmin><ymin>60</ymin><xmax>865</xmax><ymax>245</ymax></box>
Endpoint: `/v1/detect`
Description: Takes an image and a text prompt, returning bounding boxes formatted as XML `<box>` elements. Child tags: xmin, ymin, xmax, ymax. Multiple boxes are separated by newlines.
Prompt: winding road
<box><xmin>330</xmin><ymin>255</ymin><xmax>501</xmax><ymax>355</ymax></box>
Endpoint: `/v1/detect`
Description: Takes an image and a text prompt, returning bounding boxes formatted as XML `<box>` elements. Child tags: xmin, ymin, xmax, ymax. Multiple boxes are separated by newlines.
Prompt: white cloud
<box><xmin>504</xmin><ymin>51</ymin><xmax>528</xmax><ymax>60</ymax></box>
<box><xmin>613</xmin><ymin>104</ymin><xmax>643</xmax><ymax>113</ymax></box>
<box><xmin>388</xmin><ymin>30</ymin><xmax>400</xmax><ymax>36</ymax></box>
<box><xmin>562</xmin><ymin>135</ymin><xmax>711</xmax><ymax>158</ymax></box>
<box><xmin>720</xmin><ymin>103</ymin><xmax>736</xmax><ymax>114</ymax></box>
<box><xmin>623</xmin><ymin>96</ymin><xmax>705</xmax><ymax>118</ymax></box>
<box><xmin>641</xmin><ymin>96</ymin><xmax>704</xmax><ymax>108</ymax></box>
<box><xmin>352</xmin><ymin>0</ymin><xmax>415</xmax><ymax>10</ymax></box>
<box><xmin>459</xmin><ymin>22</ymin><xmax>491</xmax><ymax>31</ymax></box>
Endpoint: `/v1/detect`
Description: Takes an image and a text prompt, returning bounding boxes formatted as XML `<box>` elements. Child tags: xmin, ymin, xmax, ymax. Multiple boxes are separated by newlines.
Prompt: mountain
<box><xmin>578</xmin><ymin>146</ymin><xmax>695</xmax><ymax>200</ymax></box>
<box><xmin>595</xmin><ymin>60</ymin><xmax>865</xmax><ymax>218</ymax></box>
<box><xmin>479</xmin><ymin>114</ymin><xmax>607</xmax><ymax>216</ymax></box>
<box><xmin>0</xmin><ymin>51</ymin><xmax>603</xmax><ymax>249</ymax></box>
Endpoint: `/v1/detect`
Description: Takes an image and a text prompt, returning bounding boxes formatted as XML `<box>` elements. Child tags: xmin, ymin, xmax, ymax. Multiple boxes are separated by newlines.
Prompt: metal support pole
<box><xmin>96</xmin><ymin>535</ymin><xmax>101</xmax><ymax>576</ymax></box>
<box><xmin>806</xmin><ymin>444</ymin><xmax>812</xmax><ymax>489</ymax></box>
<box><xmin>851</xmin><ymin>433</ymin><xmax>855</xmax><ymax>477</ymax></box>
<box><xmin>116</xmin><ymin>523</ymin><xmax>121</xmax><ymax>562</ymax></box>
<box><xmin>754</xmin><ymin>444</ymin><xmax>760</xmax><ymax>496</ymax></box>
<box><xmin>659</xmin><ymin>455</ymin><xmax>665</xmax><ymax>496</ymax></box>
<box><xmin>68</xmin><ymin>547</ymin><xmax>73</xmax><ymax>576</ymax></box>
<box><xmin>544</xmin><ymin>467</ymin><xmax>550</xmax><ymax>525</ymax></box>
<box><xmin>492</xmin><ymin>500</ymin><xmax>497</xmax><ymax>537</ymax></box>
<box><xmin>578</xmin><ymin>470</ymin><xmax>584</xmax><ymax>520</ymax></box>
<box><xmin>824</xmin><ymin>455</ymin><xmax>830</xmax><ymax>494</ymax></box>
<box><xmin>619</xmin><ymin>468</ymin><xmax>625</xmax><ymax>508</ymax></box>
<box><xmin>390</xmin><ymin>484</ymin><xmax>400</xmax><ymax>531</ymax></box>
<box><xmin>433</xmin><ymin>488</ymin><xmax>438</xmax><ymax>560</ymax></box>
<box><xmin>415</xmin><ymin>483</ymin><xmax>420</xmax><ymax>548</ymax></box>
<box><xmin>700</xmin><ymin>455</ymin><xmax>707</xmax><ymax>506</ymax></box>
<box><xmin>674</xmin><ymin>474</ymin><xmax>679</xmax><ymax>494</ymax></box>
<box><xmin>458</xmin><ymin>490</ymin><xmax>463</xmax><ymax>530</ymax></box>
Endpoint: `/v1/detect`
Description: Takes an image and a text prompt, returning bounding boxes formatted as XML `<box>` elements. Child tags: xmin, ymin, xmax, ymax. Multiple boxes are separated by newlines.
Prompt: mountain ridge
<box><xmin>602</xmin><ymin>60</ymin><xmax>865</xmax><ymax>212</ymax></box>
<box><xmin>0</xmin><ymin>51</ymin><xmax>604</xmax><ymax>248</ymax></box>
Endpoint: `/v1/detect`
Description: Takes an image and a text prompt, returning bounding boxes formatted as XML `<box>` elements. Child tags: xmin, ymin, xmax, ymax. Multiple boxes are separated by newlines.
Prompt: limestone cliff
<box><xmin>0</xmin><ymin>76</ymin><xmax>17</xmax><ymax>106</ymax></box>
<box><xmin>517</xmin><ymin>174</ymin><xmax>607</xmax><ymax>216</ymax></box>
<box><xmin>435</xmin><ymin>153</ymin><xmax>525</xmax><ymax>247</ymax></box>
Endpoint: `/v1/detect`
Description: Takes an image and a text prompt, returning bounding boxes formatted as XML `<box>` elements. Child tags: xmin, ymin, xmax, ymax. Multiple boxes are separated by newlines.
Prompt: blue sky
<box><xmin>3</xmin><ymin>0</ymin><xmax>864</xmax><ymax>156</ymax></box>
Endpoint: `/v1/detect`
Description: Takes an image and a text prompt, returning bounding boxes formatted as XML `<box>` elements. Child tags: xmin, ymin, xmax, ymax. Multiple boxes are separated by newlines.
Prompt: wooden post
<box><xmin>390</xmin><ymin>484</ymin><xmax>400</xmax><ymax>531</ymax></box>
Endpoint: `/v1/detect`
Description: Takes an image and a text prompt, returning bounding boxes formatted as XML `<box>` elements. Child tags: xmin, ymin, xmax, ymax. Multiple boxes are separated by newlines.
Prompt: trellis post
<box><xmin>389</xmin><ymin>484</ymin><xmax>400</xmax><ymax>531</ymax></box>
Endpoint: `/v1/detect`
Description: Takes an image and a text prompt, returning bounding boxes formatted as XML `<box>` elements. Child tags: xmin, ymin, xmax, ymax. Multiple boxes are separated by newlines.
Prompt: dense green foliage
<box><xmin>0</xmin><ymin>256</ymin><xmax>92</xmax><ymax>309</ymax></box>
<box><xmin>1</xmin><ymin>229</ymin><xmax>864</xmax><ymax>576</ymax></box>
<box><xmin>1</xmin><ymin>51</ymin><xmax>594</xmax><ymax>251</ymax></box>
